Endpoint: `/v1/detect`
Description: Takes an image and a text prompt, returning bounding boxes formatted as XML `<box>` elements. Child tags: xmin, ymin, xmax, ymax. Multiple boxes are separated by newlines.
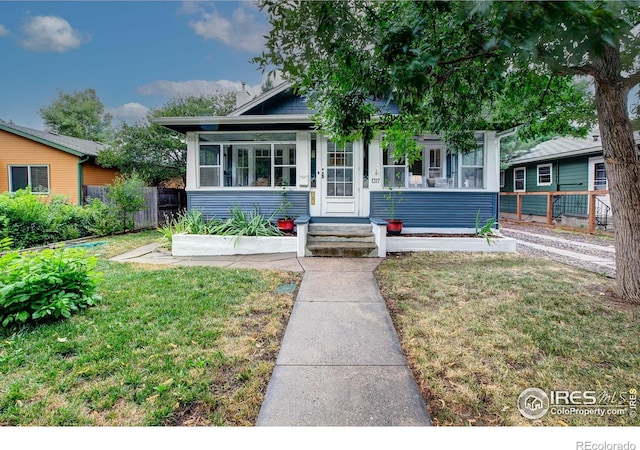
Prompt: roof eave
<box><xmin>0</xmin><ymin>122</ymin><xmax>87</xmax><ymax>157</ymax></box>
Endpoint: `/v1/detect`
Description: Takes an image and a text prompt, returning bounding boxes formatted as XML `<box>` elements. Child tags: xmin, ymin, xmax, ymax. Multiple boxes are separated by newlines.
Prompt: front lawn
<box><xmin>375</xmin><ymin>252</ymin><xmax>640</xmax><ymax>426</ymax></box>
<box><xmin>0</xmin><ymin>232</ymin><xmax>300</xmax><ymax>425</ymax></box>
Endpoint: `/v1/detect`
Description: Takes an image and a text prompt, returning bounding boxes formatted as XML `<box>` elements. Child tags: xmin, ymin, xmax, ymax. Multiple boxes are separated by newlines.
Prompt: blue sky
<box><xmin>0</xmin><ymin>1</ymin><xmax>278</xmax><ymax>129</ymax></box>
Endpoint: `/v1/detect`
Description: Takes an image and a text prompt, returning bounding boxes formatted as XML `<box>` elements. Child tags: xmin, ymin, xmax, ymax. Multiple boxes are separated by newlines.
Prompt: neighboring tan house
<box><xmin>500</xmin><ymin>131</ymin><xmax>640</xmax><ymax>229</ymax></box>
<box><xmin>0</xmin><ymin>122</ymin><xmax>118</xmax><ymax>204</ymax></box>
<box><xmin>153</xmin><ymin>82</ymin><xmax>504</xmax><ymax>232</ymax></box>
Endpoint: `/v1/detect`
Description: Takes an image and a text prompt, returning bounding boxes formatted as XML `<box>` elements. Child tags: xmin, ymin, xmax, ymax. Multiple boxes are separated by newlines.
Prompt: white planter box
<box><xmin>172</xmin><ymin>233</ymin><xmax>298</xmax><ymax>256</ymax></box>
<box><xmin>386</xmin><ymin>236</ymin><xmax>517</xmax><ymax>253</ymax></box>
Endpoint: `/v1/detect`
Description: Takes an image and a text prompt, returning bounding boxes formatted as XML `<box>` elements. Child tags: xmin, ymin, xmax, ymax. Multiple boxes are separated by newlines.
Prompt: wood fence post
<box><xmin>588</xmin><ymin>192</ymin><xmax>596</xmax><ymax>234</ymax></box>
<box><xmin>546</xmin><ymin>193</ymin><xmax>553</xmax><ymax>225</ymax></box>
<box><xmin>517</xmin><ymin>193</ymin><xmax>522</xmax><ymax>222</ymax></box>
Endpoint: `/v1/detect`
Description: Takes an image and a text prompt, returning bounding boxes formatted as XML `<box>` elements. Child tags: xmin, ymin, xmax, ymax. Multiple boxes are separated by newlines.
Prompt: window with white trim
<box><xmin>594</xmin><ymin>162</ymin><xmax>607</xmax><ymax>190</ymax></box>
<box><xmin>198</xmin><ymin>133</ymin><xmax>297</xmax><ymax>188</ymax></box>
<box><xmin>461</xmin><ymin>144</ymin><xmax>484</xmax><ymax>188</ymax></box>
<box><xmin>9</xmin><ymin>165</ymin><xmax>50</xmax><ymax>193</ymax></box>
<box><xmin>500</xmin><ymin>170</ymin><xmax>505</xmax><ymax>188</ymax></box>
<box><xmin>514</xmin><ymin>167</ymin><xmax>526</xmax><ymax>191</ymax></box>
<box><xmin>537</xmin><ymin>163</ymin><xmax>552</xmax><ymax>186</ymax></box>
<box><xmin>382</xmin><ymin>146</ymin><xmax>406</xmax><ymax>188</ymax></box>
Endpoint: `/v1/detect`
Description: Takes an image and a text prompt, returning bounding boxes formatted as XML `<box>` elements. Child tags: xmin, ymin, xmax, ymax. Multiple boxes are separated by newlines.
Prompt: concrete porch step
<box><xmin>307</xmin><ymin>231</ymin><xmax>376</xmax><ymax>243</ymax></box>
<box><xmin>305</xmin><ymin>222</ymin><xmax>379</xmax><ymax>257</ymax></box>
<box><xmin>306</xmin><ymin>241</ymin><xmax>378</xmax><ymax>258</ymax></box>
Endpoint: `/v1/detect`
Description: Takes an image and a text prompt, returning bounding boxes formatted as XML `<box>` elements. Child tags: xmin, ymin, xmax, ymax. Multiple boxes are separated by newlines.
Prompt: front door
<box><xmin>321</xmin><ymin>139</ymin><xmax>360</xmax><ymax>216</ymax></box>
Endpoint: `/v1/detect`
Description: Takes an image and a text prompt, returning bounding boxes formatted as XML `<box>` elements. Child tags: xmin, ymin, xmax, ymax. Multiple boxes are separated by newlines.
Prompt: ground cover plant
<box><xmin>375</xmin><ymin>252</ymin><xmax>640</xmax><ymax>426</ymax></box>
<box><xmin>0</xmin><ymin>231</ymin><xmax>299</xmax><ymax>425</ymax></box>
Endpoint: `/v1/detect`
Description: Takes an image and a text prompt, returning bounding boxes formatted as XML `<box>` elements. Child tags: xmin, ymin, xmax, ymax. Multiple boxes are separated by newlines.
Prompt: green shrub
<box><xmin>0</xmin><ymin>189</ymin><xmax>50</xmax><ymax>248</ymax></box>
<box><xmin>0</xmin><ymin>190</ymin><xmax>124</xmax><ymax>249</ymax></box>
<box><xmin>107</xmin><ymin>173</ymin><xmax>147</xmax><ymax>232</ymax></box>
<box><xmin>83</xmin><ymin>198</ymin><xmax>124</xmax><ymax>236</ymax></box>
<box><xmin>0</xmin><ymin>248</ymin><xmax>100</xmax><ymax>328</ymax></box>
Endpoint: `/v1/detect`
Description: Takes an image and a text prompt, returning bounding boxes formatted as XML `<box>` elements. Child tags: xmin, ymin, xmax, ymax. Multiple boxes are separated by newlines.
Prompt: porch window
<box><xmin>461</xmin><ymin>145</ymin><xmax>484</xmax><ymax>188</ymax></box>
<box><xmin>198</xmin><ymin>133</ymin><xmax>296</xmax><ymax>188</ymax></box>
<box><xmin>500</xmin><ymin>170</ymin><xmax>505</xmax><ymax>188</ymax></box>
<box><xmin>9</xmin><ymin>165</ymin><xmax>50</xmax><ymax>194</ymax></box>
<box><xmin>514</xmin><ymin>167</ymin><xmax>526</xmax><ymax>192</ymax></box>
<box><xmin>274</xmin><ymin>144</ymin><xmax>296</xmax><ymax>186</ymax></box>
<box><xmin>199</xmin><ymin>145</ymin><xmax>221</xmax><ymax>187</ymax></box>
<box><xmin>537</xmin><ymin>163</ymin><xmax>552</xmax><ymax>186</ymax></box>
<box><xmin>382</xmin><ymin>146</ymin><xmax>405</xmax><ymax>188</ymax></box>
<box><xmin>594</xmin><ymin>162</ymin><xmax>607</xmax><ymax>189</ymax></box>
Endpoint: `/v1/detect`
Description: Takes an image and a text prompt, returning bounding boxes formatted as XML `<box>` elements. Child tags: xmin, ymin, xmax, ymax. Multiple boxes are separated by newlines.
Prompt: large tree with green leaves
<box><xmin>256</xmin><ymin>0</ymin><xmax>640</xmax><ymax>303</ymax></box>
<box><xmin>38</xmin><ymin>88</ymin><xmax>113</xmax><ymax>142</ymax></box>
<box><xmin>98</xmin><ymin>92</ymin><xmax>236</xmax><ymax>186</ymax></box>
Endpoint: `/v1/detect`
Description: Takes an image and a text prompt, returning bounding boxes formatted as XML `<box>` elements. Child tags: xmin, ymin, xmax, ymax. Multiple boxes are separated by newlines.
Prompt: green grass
<box><xmin>0</xmin><ymin>231</ymin><xmax>299</xmax><ymax>426</ymax></box>
<box><xmin>375</xmin><ymin>252</ymin><xmax>640</xmax><ymax>426</ymax></box>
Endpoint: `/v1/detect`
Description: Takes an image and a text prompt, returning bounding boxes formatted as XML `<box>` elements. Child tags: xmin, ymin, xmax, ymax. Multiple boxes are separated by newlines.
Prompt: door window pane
<box><xmin>326</xmin><ymin>141</ymin><xmax>354</xmax><ymax>197</ymax></box>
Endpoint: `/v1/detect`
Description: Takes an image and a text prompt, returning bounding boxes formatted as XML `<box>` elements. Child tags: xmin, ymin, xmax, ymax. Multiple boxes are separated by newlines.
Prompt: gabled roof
<box><xmin>506</xmin><ymin>131</ymin><xmax>640</xmax><ymax>166</ymax></box>
<box><xmin>154</xmin><ymin>81</ymin><xmax>399</xmax><ymax>133</ymax></box>
<box><xmin>0</xmin><ymin>121</ymin><xmax>107</xmax><ymax>157</ymax></box>
<box><xmin>229</xmin><ymin>82</ymin><xmax>293</xmax><ymax>116</ymax></box>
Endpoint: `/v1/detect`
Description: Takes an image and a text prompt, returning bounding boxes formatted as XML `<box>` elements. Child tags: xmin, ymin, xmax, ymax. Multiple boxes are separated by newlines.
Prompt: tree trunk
<box><xmin>593</xmin><ymin>48</ymin><xmax>640</xmax><ymax>304</ymax></box>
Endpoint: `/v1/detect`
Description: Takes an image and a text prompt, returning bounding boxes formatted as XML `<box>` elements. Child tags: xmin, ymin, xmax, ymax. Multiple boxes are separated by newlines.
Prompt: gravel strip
<box><xmin>502</xmin><ymin>222</ymin><xmax>616</xmax><ymax>278</ymax></box>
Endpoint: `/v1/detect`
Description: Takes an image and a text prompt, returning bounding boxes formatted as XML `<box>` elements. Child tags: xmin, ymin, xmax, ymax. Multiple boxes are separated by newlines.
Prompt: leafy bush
<box><xmin>83</xmin><ymin>198</ymin><xmax>124</xmax><ymax>236</ymax></box>
<box><xmin>0</xmin><ymin>190</ymin><xmax>123</xmax><ymax>249</ymax></box>
<box><xmin>0</xmin><ymin>248</ymin><xmax>100</xmax><ymax>328</ymax></box>
<box><xmin>107</xmin><ymin>173</ymin><xmax>147</xmax><ymax>232</ymax></box>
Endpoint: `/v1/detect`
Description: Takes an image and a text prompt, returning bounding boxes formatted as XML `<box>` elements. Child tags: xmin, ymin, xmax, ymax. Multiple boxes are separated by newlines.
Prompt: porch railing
<box><xmin>500</xmin><ymin>190</ymin><xmax>610</xmax><ymax>234</ymax></box>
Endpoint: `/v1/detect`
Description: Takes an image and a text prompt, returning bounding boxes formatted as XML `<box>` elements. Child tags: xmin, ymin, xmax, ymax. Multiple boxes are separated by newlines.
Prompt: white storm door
<box><xmin>321</xmin><ymin>140</ymin><xmax>359</xmax><ymax>216</ymax></box>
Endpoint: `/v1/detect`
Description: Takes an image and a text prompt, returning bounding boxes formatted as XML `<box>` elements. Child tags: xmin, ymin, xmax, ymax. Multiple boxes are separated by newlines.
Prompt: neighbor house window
<box><xmin>500</xmin><ymin>170</ymin><xmax>505</xmax><ymax>188</ymax></box>
<box><xmin>537</xmin><ymin>163</ymin><xmax>552</xmax><ymax>186</ymax></box>
<box><xmin>594</xmin><ymin>162</ymin><xmax>607</xmax><ymax>189</ymax></box>
<box><xmin>198</xmin><ymin>133</ymin><xmax>297</xmax><ymax>188</ymax></box>
<box><xmin>461</xmin><ymin>145</ymin><xmax>484</xmax><ymax>188</ymax></box>
<box><xmin>9</xmin><ymin>165</ymin><xmax>50</xmax><ymax>194</ymax></box>
<box><xmin>514</xmin><ymin>167</ymin><xmax>526</xmax><ymax>192</ymax></box>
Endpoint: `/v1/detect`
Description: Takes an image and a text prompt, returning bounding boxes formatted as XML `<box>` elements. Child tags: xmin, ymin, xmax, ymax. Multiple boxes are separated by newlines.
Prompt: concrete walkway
<box><xmin>257</xmin><ymin>258</ymin><xmax>431</xmax><ymax>426</ymax></box>
<box><xmin>110</xmin><ymin>245</ymin><xmax>431</xmax><ymax>426</ymax></box>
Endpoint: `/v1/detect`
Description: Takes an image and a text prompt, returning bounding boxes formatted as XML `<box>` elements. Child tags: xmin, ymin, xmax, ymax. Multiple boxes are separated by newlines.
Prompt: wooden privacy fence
<box><xmin>83</xmin><ymin>185</ymin><xmax>186</xmax><ymax>230</ymax></box>
<box><xmin>500</xmin><ymin>190</ymin><xmax>611</xmax><ymax>234</ymax></box>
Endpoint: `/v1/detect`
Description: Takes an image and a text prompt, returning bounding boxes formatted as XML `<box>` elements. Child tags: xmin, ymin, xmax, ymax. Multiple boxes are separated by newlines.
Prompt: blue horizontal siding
<box><xmin>370</xmin><ymin>191</ymin><xmax>498</xmax><ymax>228</ymax></box>
<box><xmin>188</xmin><ymin>190</ymin><xmax>310</xmax><ymax>220</ymax></box>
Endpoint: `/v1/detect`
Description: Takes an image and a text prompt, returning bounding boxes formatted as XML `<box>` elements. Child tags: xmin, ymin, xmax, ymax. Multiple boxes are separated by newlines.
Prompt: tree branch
<box><xmin>534</xmin><ymin>76</ymin><xmax>555</xmax><ymax>114</ymax></box>
<box><xmin>555</xmin><ymin>64</ymin><xmax>603</xmax><ymax>82</ymax></box>
<box><xmin>438</xmin><ymin>50</ymin><xmax>499</xmax><ymax>67</ymax></box>
<box><xmin>624</xmin><ymin>70</ymin><xmax>640</xmax><ymax>90</ymax></box>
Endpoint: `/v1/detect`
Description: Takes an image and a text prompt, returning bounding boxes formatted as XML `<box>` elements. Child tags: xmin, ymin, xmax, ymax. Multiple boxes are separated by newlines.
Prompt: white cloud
<box><xmin>188</xmin><ymin>6</ymin><xmax>267</xmax><ymax>53</ymax></box>
<box><xmin>0</xmin><ymin>24</ymin><xmax>9</xmax><ymax>37</ymax></box>
<box><xmin>137</xmin><ymin>79</ymin><xmax>262</xmax><ymax>99</ymax></box>
<box><xmin>20</xmin><ymin>15</ymin><xmax>88</xmax><ymax>52</ymax></box>
<box><xmin>107</xmin><ymin>103</ymin><xmax>150</xmax><ymax>124</ymax></box>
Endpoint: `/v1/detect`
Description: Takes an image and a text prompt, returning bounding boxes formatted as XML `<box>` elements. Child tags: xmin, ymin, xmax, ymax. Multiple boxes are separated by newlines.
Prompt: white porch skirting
<box><xmin>386</xmin><ymin>236</ymin><xmax>517</xmax><ymax>253</ymax></box>
<box><xmin>172</xmin><ymin>233</ymin><xmax>298</xmax><ymax>256</ymax></box>
<box><xmin>172</xmin><ymin>232</ymin><xmax>516</xmax><ymax>257</ymax></box>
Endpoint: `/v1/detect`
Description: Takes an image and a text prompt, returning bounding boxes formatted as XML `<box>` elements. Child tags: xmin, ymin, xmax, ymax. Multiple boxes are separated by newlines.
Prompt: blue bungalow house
<box><xmin>153</xmin><ymin>83</ymin><xmax>505</xmax><ymax>255</ymax></box>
